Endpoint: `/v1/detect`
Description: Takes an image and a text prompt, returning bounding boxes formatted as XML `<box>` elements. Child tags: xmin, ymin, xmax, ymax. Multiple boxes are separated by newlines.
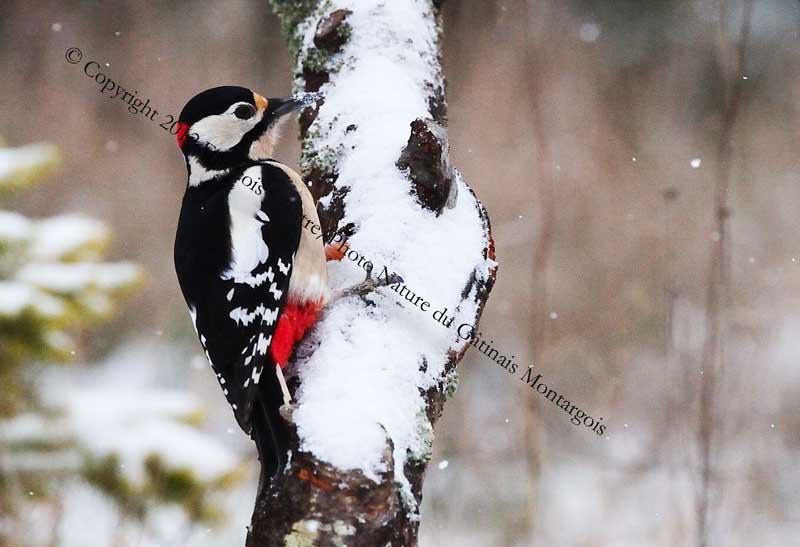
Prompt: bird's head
<box><xmin>176</xmin><ymin>86</ymin><xmax>304</xmax><ymax>171</ymax></box>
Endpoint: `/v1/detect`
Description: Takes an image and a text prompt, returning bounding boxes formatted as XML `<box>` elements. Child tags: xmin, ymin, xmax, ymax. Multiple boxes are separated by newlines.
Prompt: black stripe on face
<box><xmin>179</xmin><ymin>86</ymin><xmax>256</xmax><ymax>125</ymax></box>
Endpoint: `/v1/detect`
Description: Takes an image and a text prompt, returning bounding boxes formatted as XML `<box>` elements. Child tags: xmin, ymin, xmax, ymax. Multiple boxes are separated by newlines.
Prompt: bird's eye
<box><xmin>234</xmin><ymin>104</ymin><xmax>256</xmax><ymax>120</ymax></box>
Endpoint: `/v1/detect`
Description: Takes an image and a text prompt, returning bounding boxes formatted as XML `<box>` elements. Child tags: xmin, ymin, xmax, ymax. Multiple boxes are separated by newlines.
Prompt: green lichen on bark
<box><xmin>269</xmin><ymin>0</ymin><xmax>322</xmax><ymax>57</ymax></box>
<box><xmin>408</xmin><ymin>411</ymin><xmax>434</xmax><ymax>465</ymax></box>
<box><xmin>444</xmin><ymin>368</ymin><xmax>459</xmax><ymax>398</ymax></box>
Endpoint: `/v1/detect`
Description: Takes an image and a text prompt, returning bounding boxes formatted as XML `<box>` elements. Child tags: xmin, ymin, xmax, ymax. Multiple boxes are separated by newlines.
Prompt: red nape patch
<box><xmin>175</xmin><ymin>122</ymin><xmax>191</xmax><ymax>148</ymax></box>
<box><xmin>270</xmin><ymin>300</ymin><xmax>323</xmax><ymax>368</ymax></box>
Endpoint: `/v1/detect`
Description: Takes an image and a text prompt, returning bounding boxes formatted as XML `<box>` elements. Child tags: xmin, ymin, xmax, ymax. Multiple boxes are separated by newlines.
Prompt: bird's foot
<box><xmin>332</xmin><ymin>264</ymin><xmax>403</xmax><ymax>304</ymax></box>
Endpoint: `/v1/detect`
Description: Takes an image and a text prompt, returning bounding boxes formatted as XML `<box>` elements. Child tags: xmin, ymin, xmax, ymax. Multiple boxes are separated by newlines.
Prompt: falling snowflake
<box><xmin>579</xmin><ymin>23</ymin><xmax>601</xmax><ymax>43</ymax></box>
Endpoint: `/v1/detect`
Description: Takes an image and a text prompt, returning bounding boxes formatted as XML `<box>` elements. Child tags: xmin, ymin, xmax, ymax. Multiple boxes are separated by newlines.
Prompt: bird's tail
<box><xmin>251</xmin><ymin>365</ymin><xmax>291</xmax><ymax>484</ymax></box>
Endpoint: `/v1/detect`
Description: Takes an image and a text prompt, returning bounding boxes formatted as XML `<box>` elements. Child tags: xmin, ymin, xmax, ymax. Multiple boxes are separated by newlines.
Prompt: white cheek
<box><xmin>190</xmin><ymin>112</ymin><xmax>261</xmax><ymax>151</ymax></box>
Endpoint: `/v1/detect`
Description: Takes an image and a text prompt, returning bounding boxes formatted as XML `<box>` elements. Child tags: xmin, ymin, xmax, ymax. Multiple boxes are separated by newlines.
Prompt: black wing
<box><xmin>176</xmin><ymin>162</ymin><xmax>303</xmax><ymax>434</ymax></box>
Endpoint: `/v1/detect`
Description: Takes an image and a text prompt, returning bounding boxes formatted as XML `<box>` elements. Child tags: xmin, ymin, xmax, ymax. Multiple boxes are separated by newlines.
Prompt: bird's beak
<box><xmin>266</xmin><ymin>97</ymin><xmax>305</xmax><ymax>118</ymax></box>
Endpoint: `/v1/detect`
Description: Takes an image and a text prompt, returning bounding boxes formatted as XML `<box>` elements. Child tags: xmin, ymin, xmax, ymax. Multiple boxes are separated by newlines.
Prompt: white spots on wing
<box><xmin>225</xmin><ymin>260</ymin><xmax>284</xmax><ymax>289</ymax></box>
<box><xmin>224</xmin><ymin>269</ymin><xmax>272</xmax><ymax>287</ymax></box>
<box><xmin>244</xmin><ymin>355</ymin><xmax>252</xmax><ymax>366</ymax></box>
<box><xmin>256</xmin><ymin>210</ymin><xmax>270</xmax><ymax>223</ymax></box>
<box><xmin>257</xmin><ymin>333</ymin><xmax>272</xmax><ymax>355</ymax></box>
<box><xmin>227</xmin><ymin>267</ymin><xmax>274</xmax><ymax>287</ymax></box>
<box><xmin>243</xmin><ymin>378</ymin><xmax>250</xmax><ymax>388</ymax></box>
<box><xmin>226</xmin><ymin>288</ymin><xmax>234</xmax><ymax>301</ymax></box>
<box><xmin>230</xmin><ymin>305</ymin><xmax>278</xmax><ymax>326</ymax></box>
<box><xmin>200</xmin><ymin>335</ymin><xmax>207</xmax><ymax>346</ymax></box>
<box><xmin>229</xmin><ymin>306</ymin><xmax>250</xmax><ymax>325</ymax></box>
<box><xmin>232</xmin><ymin>404</ymin><xmax>238</xmax><ymax>410</ymax></box>
<box><xmin>268</xmin><ymin>282</ymin><xmax>283</xmax><ymax>300</ymax></box>
<box><xmin>229</xmin><ymin>304</ymin><xmax>268</xmax><ymax>326</ymax></box>
<box><xmin>263</xmin><ymin>307</ymin><xmax>279</xmax><ymax>326</ymax></box>
<box><xmin>252</xmin><ymin>366</ymin><xmax>263</xmax><ymax>385</ymax></box>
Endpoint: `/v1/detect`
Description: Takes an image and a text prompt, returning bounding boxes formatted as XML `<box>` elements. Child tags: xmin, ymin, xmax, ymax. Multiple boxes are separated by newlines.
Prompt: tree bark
<box><xmin>247</xmin><ymin>1</ymin><xmax>496</xmax><ymax>546</ymax></box>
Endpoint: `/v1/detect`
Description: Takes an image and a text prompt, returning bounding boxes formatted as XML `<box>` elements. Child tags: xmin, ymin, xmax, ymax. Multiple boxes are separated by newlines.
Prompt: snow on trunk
<box><xmin>248</xmin><ymin>1</ymin><xmax>496</xmax><ymax>544</ymax></box>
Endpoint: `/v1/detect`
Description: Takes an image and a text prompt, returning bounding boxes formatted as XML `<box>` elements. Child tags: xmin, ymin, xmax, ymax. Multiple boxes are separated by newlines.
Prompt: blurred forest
<box><xmin>1</xmin><ymin>0</ymin><xmax>799</xmax><ymax>546</ymax></box>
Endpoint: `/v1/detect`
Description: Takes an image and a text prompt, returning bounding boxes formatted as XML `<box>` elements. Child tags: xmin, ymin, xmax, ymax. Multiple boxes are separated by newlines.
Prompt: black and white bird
<box><xmin>173</xmin><ymin>86</ymin><xmax>329</xmax><ymax>479</ymax></box>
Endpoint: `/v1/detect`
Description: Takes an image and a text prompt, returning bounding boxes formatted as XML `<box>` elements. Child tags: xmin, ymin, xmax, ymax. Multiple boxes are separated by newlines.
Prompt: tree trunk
<box><xmin>246</xmin><ymin>1</ymin><xmax>496</xmax><ymax>546</ymax></box>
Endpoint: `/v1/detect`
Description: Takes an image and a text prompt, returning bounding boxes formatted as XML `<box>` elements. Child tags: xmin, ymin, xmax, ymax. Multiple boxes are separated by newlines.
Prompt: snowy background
<box><xmin>1</xmin><ymin>1</ymin><xmax>799</xmax><ymax>546</ymax></box>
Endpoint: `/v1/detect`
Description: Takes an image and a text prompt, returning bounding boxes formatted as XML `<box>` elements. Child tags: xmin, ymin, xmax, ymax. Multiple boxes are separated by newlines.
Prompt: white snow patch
<box><xmin>16</xmin><ymin>261</ymin><xmax>139</xmax><ymax>293</ymax></box>
<box><xmin>0</xmin><ymin>210</ymin><xmax>33</xmax><ymax>242</ymax></box>
<box><xmin>0</xmin><ymin>281</ymin><xmax>64</xmax><ymax>317</ymax></box>
<box><xmin>47</xmin><ymin>375</ymin><xmax>239</xmax><ymax>484</ymax></box>
<box><xmin>31</xmin><ymin>214</ymin><xmax>108</xmax><ymax>259</ymax></box>
<box><xmin>0</xmin><ymin>143</ymin><xmax>58</xmax><ymax>184</ymax></box>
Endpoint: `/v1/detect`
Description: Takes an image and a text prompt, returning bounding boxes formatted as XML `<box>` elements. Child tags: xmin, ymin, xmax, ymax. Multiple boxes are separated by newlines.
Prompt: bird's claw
<box><xmin>332</xmin><ymin>264</ymin><xmax>404</xmax><ymax>304</ymax></box>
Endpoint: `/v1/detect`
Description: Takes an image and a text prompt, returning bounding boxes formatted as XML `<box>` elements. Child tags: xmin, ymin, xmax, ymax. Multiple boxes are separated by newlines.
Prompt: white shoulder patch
<box><xmin>223</xmin><ymin>167</ymin><xmax>269</xmax><ymax>279</ymax></box>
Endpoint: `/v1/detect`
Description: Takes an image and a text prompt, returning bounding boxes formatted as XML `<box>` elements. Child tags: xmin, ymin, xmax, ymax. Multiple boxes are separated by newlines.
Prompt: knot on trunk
<box><xmin>397</xmin><ymin>119</ymin><xmax>456</xmax><ymax>216</ymax></box>
<box><xmin>314</xmin><ymin>9</ymin><xmax>352</xmax><ymax>53</ymax></box>
<box><xmin>300</xmin><ymin>10</ymin><xmax>352</xmax><ymax>131</ymax></box>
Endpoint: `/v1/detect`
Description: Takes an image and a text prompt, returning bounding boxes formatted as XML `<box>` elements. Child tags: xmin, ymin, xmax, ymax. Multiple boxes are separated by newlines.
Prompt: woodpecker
<box><xmin>173</xmin><ymin>86</ymin><xmax>329</xmax><ymax>479</ymax></box>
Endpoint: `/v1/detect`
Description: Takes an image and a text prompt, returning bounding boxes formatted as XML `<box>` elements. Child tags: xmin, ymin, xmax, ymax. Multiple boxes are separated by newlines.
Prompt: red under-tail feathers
<box><xmin>270</xmin><ymin>300</ymin><xmax>323</xmax><ymax>367</ymax></box>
